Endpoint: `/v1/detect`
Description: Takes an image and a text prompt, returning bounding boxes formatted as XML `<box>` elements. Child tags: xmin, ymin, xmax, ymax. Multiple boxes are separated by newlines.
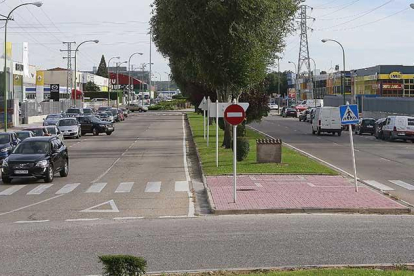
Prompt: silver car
<box><xmin>43</xmin><ymin>114</ymin><xmax>63</xmax><ymax>126</ymax></box>
<box><xmin>57</xmin><ymin>118</ymin><xmax>81</xmax><ymax>139</ymax></box>
<box><xmin>46</xmin><ymin>126</ymin><xmax>64</xmax><ymax>141</ymax></box>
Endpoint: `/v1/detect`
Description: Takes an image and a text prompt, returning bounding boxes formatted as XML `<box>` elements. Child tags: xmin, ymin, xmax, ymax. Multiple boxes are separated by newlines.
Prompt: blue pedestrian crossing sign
<box><xmin>340</xmin><ymin>104</ymin><xmax>359</xmax><ymax>125</ymax></box>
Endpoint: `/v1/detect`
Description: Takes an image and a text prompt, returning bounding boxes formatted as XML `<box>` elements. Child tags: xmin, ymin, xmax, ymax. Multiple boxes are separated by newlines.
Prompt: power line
<box><xmin>318</xmin><ymin>0</ymin><xmax>361</xmax><ymax>18</ymax></box>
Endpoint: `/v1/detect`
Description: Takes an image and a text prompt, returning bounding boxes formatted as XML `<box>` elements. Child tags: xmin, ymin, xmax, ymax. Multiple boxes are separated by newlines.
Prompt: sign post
<box><xmin>224</xmin><ymin>103</ymin><xmax>247</xmax><ymax>203</ymax></box>
<box><xmin>340</xmin><ymin>103</ymin><xmax>360</xmax><ymax>192</ymax></box>
<box><xmin>198</xmin><ymin>97</ymin><xmax>207</xmax><ymax>140</ymax></box>
<box><xmin>207</xmin><ymin>97</ymin><xmax>210</xmax><ymax>146</ymax></box>
<box><xmin>216</xmin><ymin>100</ymin><xmax>219</xmax><ymax>167</ymax></box>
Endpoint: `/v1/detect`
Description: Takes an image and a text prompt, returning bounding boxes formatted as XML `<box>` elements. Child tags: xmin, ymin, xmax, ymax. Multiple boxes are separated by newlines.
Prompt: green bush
<box><xmin>232</xmin><ymin>137</ymin><xmax>250</xmax><ymax>161</ymax></box>
<box><xmin>99</xmin><ymin>255</ymin><xmax>147</xmax><ymax>276</ymax></box>
<box><xmin>237</xmin><ymin>123</ymin><xmax>246</xmax><ymax>137</ymax></box>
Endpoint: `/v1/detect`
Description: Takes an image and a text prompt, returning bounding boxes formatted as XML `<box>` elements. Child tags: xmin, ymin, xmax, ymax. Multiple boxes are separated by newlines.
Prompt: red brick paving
<box><xmin>207</xmin><ymin>175</ymin><xmax>407</xmax><ymax>212</ymax></box>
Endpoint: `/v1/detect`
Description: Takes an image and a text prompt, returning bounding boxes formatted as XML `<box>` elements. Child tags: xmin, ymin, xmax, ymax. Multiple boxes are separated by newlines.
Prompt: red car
<box><xmin>117</xmin><ymin>109</ymin><xmax>125</xmax><ymax>121</ymax></box>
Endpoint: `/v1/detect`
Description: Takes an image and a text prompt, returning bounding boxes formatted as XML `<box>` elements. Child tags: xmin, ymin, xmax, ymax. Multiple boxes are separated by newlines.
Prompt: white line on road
<box><xmin>55</xmin><ymin>183</ymin><xmax>80</xmax><ymax>194</ymax></box>
<box><xmin>159</xmin><ymin>215</ymin><xmax>189</xmax><ymax>219</ymax></box>
<box><xmin>389</xmin><ymin>180</ymin><xmax>414</xmax><ymax>191</ymax></box>
<box><xmin>65</xmin><ymin>218</ymin><xmax>100</xmax><ymax>222</ymax></box>
<box><xmin>85</xmin><ymin>183</ymin><xmax>107</xmax><ymax>193</ymax></box>
<box><xmin>115</xmin><ymin>182</ymin><xmax>134</xmax><ymax>193</ymax></box>
<box><xmin>145</xmin><ymin>182</ymin><xmax>161</xmax><ymax>193</ymax></box>
<box><xmin>380</xmin><ymin>158</ymin><xmax>392</xmax><ymax>162</ymax></box>
<box><xmin>27</xmin><ymin>184</ymin><xmax>53</xmax><ymax>195</ymax></box>
<box><xmin>0</xmin><ymin>194</ymin><xmax>64</xmax><ymax>217</ymax></box>
<box><xmin>15</xmin><ymin>220</ymin><xmax>50</xmax><ymax>224</ymax></box>
<box><xmin>183</xmin><ymin>115</ymin><xmax>195</xmax><ymax>218</ymax></box>
<box><xmin>113</xmin><ymin>217</ymin><xmax>144</xmax><ymax>220</ymax></box>
<box><xmin>364</xmin><ymin>180</ymin><xmax>394</xmax><ymax>191</ymax></box>
<box><xmin>0</xmin><ymin>185</ymin><xmax>26</xmax><ymax>196</ymax></box>
<box><xmin>175</xmin><ymin>181</ymin><xmax>190</xmax><ymax>192</ymax></box>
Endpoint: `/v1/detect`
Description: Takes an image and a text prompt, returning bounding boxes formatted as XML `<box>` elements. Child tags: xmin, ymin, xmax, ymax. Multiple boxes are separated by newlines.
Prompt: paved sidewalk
<box><xmin>206</xmin><ymin>175</ymin><xmax>410</xmax><ymax>214</ymax></box>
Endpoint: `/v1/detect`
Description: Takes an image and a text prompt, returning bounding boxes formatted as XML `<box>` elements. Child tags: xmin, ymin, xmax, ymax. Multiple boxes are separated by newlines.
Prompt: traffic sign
<box><xmin>198</xmin><ymin>97</ymin><xmax>207</xmax><ymax>111</ymax></box>
<box><xmin>209</xmin><ymin>102</ymin><xmax>249</xmax><ymax>118</ymax></box>
<box><xmin>340</xmin><ymin>104</ymin><xmax>359</xmax><ymax>125</ymax></box>
<box><xmin>224</xmin><ymin>104</ymin><xmax>246</xmax><ymax>126</ymax></box>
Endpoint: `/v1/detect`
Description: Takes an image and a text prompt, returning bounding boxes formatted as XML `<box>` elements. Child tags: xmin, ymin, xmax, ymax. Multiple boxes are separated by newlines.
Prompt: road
<box><xmin>251</xmin><ymin>113</ymin><xmax>414</xmax><ymax>205</ymax></box>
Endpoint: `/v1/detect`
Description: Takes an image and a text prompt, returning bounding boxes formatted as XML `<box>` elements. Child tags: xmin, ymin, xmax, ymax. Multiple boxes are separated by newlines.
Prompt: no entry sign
<box><xmin>224</xmin><ymin>104</ymin><xmax>246</xmax><ymax>126</ymax></box>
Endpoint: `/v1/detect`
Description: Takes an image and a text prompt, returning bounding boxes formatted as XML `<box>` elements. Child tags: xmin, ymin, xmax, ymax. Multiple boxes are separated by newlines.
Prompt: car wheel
<box><xmin>411</xmin><ymin>140</ymin><xmax>414</xmax><ymax>143</ymax></box>
<box><xmin>2</xmin><ymin>176</ymin><xmax>11</xmax><ymax>184</ymax></box>
<box><xmin>60</xmin><ymin>159</ymin><xmax>69</xmax><ymax>177</ymax></box>
<box><xmin>317</xmin><ymin>129</ymin><xmax>321</xmax><ymax>136</ymax></box>
<box><xmin>106</xmin><ymin>131</ymin><xmax>112</xmax><ymax>136</ymax></box>
<box><xmin>338</xmin><ymin>131</ymin><xmax>342</xmax><ymax>137</ymax></box>
<box><xmin>92</xmin><ymin>128</ymin><xmax>99</xmax><ymax>136</ymax></box>
<box><xmin>312</xmin><ymin>129</ymin><xmax>315</xmax><ymax>135</ymax></box>
<box><xmin>81</xmin><ymin>132</ymin><xmax>86</xmax><ymax>136</ymax></box>
<box><xmin>44</xmin><ymin>165</ymin><xmax>54</xmax><ymax>183</ymax></box>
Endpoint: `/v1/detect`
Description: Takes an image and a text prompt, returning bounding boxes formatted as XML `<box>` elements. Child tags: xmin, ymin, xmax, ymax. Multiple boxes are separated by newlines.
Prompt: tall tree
<box><xmin>96</xmin><ymin>55</ymin><xmax>108</xmax><ymax>77</ymax></box>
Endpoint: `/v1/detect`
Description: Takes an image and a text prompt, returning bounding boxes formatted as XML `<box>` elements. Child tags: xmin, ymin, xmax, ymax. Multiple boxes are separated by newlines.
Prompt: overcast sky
<box><xmin>1</xmin><ymin>0</ymin><xmax>413</xmax><ymax>80</ymax></box>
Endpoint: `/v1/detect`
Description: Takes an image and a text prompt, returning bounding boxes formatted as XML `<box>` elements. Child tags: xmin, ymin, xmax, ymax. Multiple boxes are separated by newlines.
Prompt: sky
<box><xmin>1</xmin><ymin>0</ymin><xmax>414</xmax><ymax>80</ymax></box>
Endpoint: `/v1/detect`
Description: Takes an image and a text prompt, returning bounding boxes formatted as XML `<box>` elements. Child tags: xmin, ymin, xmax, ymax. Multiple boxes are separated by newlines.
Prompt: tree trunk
<box><xmin>222</xmin><ymin>120</ymin><xmax>232</xmax><ymax>149</ymax></box>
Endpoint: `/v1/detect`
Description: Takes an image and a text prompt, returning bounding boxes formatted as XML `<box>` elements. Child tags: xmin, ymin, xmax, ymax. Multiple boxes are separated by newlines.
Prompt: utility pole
<box><xmin>149</xmin><ymin>28</ymin><xmax>152</xmax><ymax>104</ymax></box>
<box><xmin>61</xmin><ymin>42</ymin><xmax>76</xmax><ymax>101</ymax></box>
<box><xmin>297</xmin><ymin>4</ymin><xmax>314</xmax><ymax>102</ymax></box>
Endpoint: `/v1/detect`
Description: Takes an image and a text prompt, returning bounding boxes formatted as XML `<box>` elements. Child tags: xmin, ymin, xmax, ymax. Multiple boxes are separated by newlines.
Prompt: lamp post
<box><xmin>116</xmin><ymin>61</ymin><xmax>127</xmax><ymax>109</ymax></box>
<box><xmin>107</xmin><ymin>56</ymin><xmax>120</xmax><ymax>107</ymax></box>
<box><xmin>164</xmin><ymin>72</ymin><xmax>170</xmax><ymax>91</ymax></box>
<box><xmin>288</xmin><ymin>61</ymin><xmax>298</xmax><ymax>105</ymax></box>
<box><xmin>154</xmin><ymin>72</ymin><xmax>162</xmax><ymax>91</ymax></box>
<box><xmin>309</xmin><ymin>57</ymin><xmax>317</xmax><ymax>102</ymax></box>
<box><xmin>127</xmin><ymin>52</ymin><xmax>143</xmax><ymax>107</ymax></box>
<box><xmin>73</xmin><ymin>39</ymin><xmax>99</xmax><ymax>106</ymax></box>
<box><xmin>322</xmin><ymin>39</ymin><xmax>347</xmax><ymax>104</ymax></box>
<box><xmin>3</xmin><ymin>1</ymin><xmax>43</xmax><ymax>132</ymax></box>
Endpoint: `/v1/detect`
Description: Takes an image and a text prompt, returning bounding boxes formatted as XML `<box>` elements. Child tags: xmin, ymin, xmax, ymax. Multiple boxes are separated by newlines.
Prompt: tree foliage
<box><xmin>85</xmin><ymin>81</ymin><xmax>100</xmax><ymax>92</ymax></box>
<box><xmin>96</xmin><ymin>55</ymin><xmax>108</xmax><ymax>78</ymax></box>
<box><xmin>265</xmin><ymin>71</ymin><xmax>289</xmax><ymax>97</ymax></box>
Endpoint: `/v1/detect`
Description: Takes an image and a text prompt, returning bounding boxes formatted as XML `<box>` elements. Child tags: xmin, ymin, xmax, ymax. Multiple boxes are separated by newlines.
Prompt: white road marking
<box><xmin>115</xmin><ymin>182</ymin><xmax>134</xmax><ymax>193</ymax></box>
<box><xmin>55</xmin><ymin>183</ymin><xmax>80</xmax><ymax>194</ymax></box>
<box><xmin>0</xmin><ymin>194</ymin><xmax>64</xmax><ymax>217</ymax></box>
<box><xmin>364</xmin><ymin>180</ymin><xmax>394</xmax><ymax>191</ymax></box>
<box><xmin>27</xmin><ymin>184</ymin><xmax>53</xmax><ymax>195</ymax></box>
<box><xmin>85</xmin><ymin>182</ymin><xmax>107</xmax><ymax>193</ymax></box>
<box><xmin>15</xmin><ymin>220</ymin><xmax>50</xmax><ymax>224</ymax></box>
<box><xmin>183</xmin><ymin>115</ymin><xmax>195</xmax><ymax>218</ymax></box>
<box><xmin>389</xmin><ymin>180</ymin><xmax>414</xmax><ymax>191</ymax></box>
<box><xmin>145</xmin><ymin>182</ymin><xmax>161</xmax><ymax>193</ymax></box>
<box><xmin>159</xmin><ymin>215</ymin><xmax>189</xmax><ymax>219</ymax></box>
<box><xmin>175</xmin><ymin>181</ymin><xmax>189</xmax><ymax>192</ymax></box>
<box><xmin>113</xmin><ymin>217</ymin><xmax>144</xmax><ymax>220</ymax></box>
<box><xmin>0</xmin><ymin>185</ymin><xmax>26</xmax><ymax>196</ymax></box>
<box><xmin>65</xmin><ymin>218</ymin><xmax>100</xmax><ymax>222</ymax></box>
<box><xmin>80</xmin><ymin>200</ymin><xmax>119</xmax><ymax>213</ymax></box>
<box><xmin>380</xmin><ymin>158</ymin><xmax>392</xmax><ymax>162</ymax></box>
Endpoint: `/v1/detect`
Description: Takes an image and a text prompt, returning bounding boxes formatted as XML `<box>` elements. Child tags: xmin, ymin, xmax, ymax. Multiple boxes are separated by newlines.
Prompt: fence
<box><xmin>21</xmin><ymin>100</ymin><xmax>80</xmax><ymax>118</ymax></box>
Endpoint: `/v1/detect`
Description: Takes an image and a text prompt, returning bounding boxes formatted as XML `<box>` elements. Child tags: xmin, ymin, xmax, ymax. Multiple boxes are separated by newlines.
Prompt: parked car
<box><xmin>105</xmin><ymin>111</ymin><xmax>115</xmax><ymax>123</ymax></box>
<box><xmin>16</xmin><ymin>131</ymin><xmax>35</xmax><ymax>141</ymax></box>
<box><xmin>374</xmin><ymin>118</ymin><xmax>387</xmax><ymax>140</ymax></box>
<box><xmin>46</xmin><ymin>126</ymin><xmax>64</xmax><ymax>141</ymax></box>
<box><xmin>354</xmin><ymin>118</ymin><xmax>376</xmax><ymax>135</ymax></box>
<box><xmin>65</xmin><ymin>108</ymin><xmax>83</xmax><ymax>117</ymax></box>
<box><xmin>117</xmin><ymin>109</ymin><xmax>125</xmax><ymax>121</ymax></box>
<box><xmin>128</xmin><ymin>103</ymin><xmax>148</xmax><ymax>113</ymax></box>
<box><xmin>381</xmin><ymin>116</ymin><xmax>414</xmax><ymax>142</ymax></box>
<box><xmin>298</xmin><ymin>110</ymin><xmax>309</xmax><ymax>122</ymax></box>
<box><xmin>109</xmin><ymin>108</ymin><xmax>120</xmax><ymax>122</ymax></box>
<box><xmin>24</xmin><ymin>127</ymin><xmax>50</xmax><ymax>137</ymax></box>
<box><xmin>280</xmin><ymin>107</ymin><xmax>287</xmax><ymax>117</ymax></box>
<box><xmin>57</xmin><ymin>118</ymin><xmax>81</xmax><ymax>139</ymax></box>
<box><xmin>312</xmin><ymin>107</ymin><xmax>342</xmax><ymax>136</ymax></box>
<box><xmin>77</xmin><ymin>116</ymin><xmax>115</xmax><ymax>136</ymax></box>
<box><xmin>82</xmin><ymin>108</ymin><xmax>95</xmax><ymax>116</ymax></box>
<box><xmin>120</xmin><ymin>108</ymin><xmax>129</xmax><ymax>118</ymax></box>
<box><xmin>0</xmin><ymin>132</ymin><xmax>20</xmax><ymax>163</ymax></box>
<box><xmin>268</xmin><ymin>103</ymin><xmax>279</xmax><ymax>110</ymax></box>
<box><xmin>96</xmin><ymin>112</ymin><xmax>112</xmax><ymax>123</ymax></box>
<box><xmin>1</xmin><ymin>136</ymin><xmax>69</xmax><ymax>183</ymax></box>
<box><xmin>43</xmin><ymin>114</ymin><xmax>63</xmax><ymax>126</ymax></box>
<box><xmin>98</xmin><ymin>106</ymin><xmax>111</xmax><ymax>113</ymax></box>
<box><xmin>283</xmin><ymin>108</ymin><xmax>297</xmax><ymax>118</ymax></box>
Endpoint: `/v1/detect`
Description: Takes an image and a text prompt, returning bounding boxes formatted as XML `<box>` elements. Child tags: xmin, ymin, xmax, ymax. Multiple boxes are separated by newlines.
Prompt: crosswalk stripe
<box><xmin>364</xmin><ymin>180</ymin><xmax>394</xmax><ymax>191</ymax></box>
<box><xmin>55</xmin><ymin>183</ymin><xmax>80</xmax><ymax>194</ymax></box>
<box><xmin>85</xmin><ymin>183</ymin><xmax>107</xmax><ymax>193</ymax></box>
<box><xmin>175</xmin><ymin>181</ymin><xmax>189</xmax><ymax>192</ymax></box>
<box><xmin>145</xmin><ymin>181</ymin><xmax>161</xmax><ymax>193</ymax></box>
<box><xmin>389</xmin><ymin>180</ymin><xmax>414</xmax><ymax>191</ymax></box>
<box><xmin>0</xmin><ymin>185</ymin><xmax>26</xmax><ymax>196</ymax></box>
<box><xmin>27</xmin><ymin>184</ymin><xmax>53</xmax><ymax>195</ymax></box>
<box><xmin>115</xmin><ymin>182</ymin><xmax>134</xmax><ymax>193</ymax></box>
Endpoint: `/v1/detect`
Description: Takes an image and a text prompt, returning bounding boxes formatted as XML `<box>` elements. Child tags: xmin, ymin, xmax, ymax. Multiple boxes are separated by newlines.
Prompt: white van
<box><xmin>381</xmin><ymin>116</ymin><xmax>414</xmax><ymax>142</ymax></box>
<box><xmin>312</xmin><ymin>107</ymin><xmax>342</xmax><ymax>136</ymax></box>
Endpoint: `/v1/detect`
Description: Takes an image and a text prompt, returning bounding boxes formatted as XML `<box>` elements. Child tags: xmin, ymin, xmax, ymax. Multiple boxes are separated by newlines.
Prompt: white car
<box><xmin>268</xmin><ymin>103</ymin><xmax>279</xmax><ymax>110</ymax></box>
<box><xmin>57</xmin><ymin>118</ymin><xmax>81</xmax><ymax>139</ymax></box>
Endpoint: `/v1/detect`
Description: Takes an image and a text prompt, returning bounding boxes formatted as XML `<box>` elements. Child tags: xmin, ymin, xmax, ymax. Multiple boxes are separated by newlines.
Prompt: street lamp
<box><xmin>107</xmin><ymin>56</ymin><xmax>120</xmax><ymax>107</ymax></box>
<box><xmin>73</xmin><ymin>39</ymin><xmax>99</xmax><ymax>106</ymax></box>
<box><xmin>128</xmin><ymin>52</ymin><xmax>143</xmax><ymax>106</ymax></box>
<box><xmin>322</xmin><ymin>39</ymin><xmax>347</xmax><ymax>104</ymax></box>
<box><xmin>3</xmin><ymin>1</ymin><xmax>43</xmax><ymax>132</ymax></box>
<box><xmin>116</xmin><ymin>61</ymin><xmax>127</xmax><ymax>109</ymax></box>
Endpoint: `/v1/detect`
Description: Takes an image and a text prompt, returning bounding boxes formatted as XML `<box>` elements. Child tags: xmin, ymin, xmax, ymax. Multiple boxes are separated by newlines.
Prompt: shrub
<box><xmin>99</xmin><ymin>255</ymin><xmax>147</xmax><ymax>276</ymax></box>
<box><xmin>232</xmin><ymin>137</ymin><xmax>250</xmax><ymax>161</ymax></box>
<box><xmin>237</xmin><ymin>123</ymin><xmax>246</xmax><ymax>137</ymax></box>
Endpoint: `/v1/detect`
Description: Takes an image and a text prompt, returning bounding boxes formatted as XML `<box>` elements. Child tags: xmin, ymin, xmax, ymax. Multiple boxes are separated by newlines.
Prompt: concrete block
<box><xmin>256</xmin><ymin>139</ymin><xmax>282</xmax><ymax>164</ymax></box>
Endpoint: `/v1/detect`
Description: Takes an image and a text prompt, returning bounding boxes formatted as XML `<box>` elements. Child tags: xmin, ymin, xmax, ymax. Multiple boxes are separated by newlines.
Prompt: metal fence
<box><xmin>362</xmin><ymin>97</ymin><xmax>414</xmax><ymax>115</ymax></box>
<box><xmin>323</xmin><ymin>95</ymin><xmax>353</xmax><ymax>107</ymax></box>
<box><xmin>21</xmin><ymin>100</ymin><xmax>81</xmax><ymax>117</ymax></box>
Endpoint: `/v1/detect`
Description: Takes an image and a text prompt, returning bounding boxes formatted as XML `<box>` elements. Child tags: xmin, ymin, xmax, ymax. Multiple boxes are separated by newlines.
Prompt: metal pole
<box><xmin>74</xmin><ymin>49</ymin><xmax>77</xmax><ymax>107</ymax></box>
<box><xmin>207</xmin><ymin>96</ymin><xmax>210</xmax><ymax>146</ymax></box>
<box><xmin>203</xmin><ymin>109</ymin><xmax>206</xmax><ymax>140</ymax></box>
<box><xmin>216</xmin><ymin>100</ymin><xmax>219</xmax><ymax>167</ymax></box>
<box><xmin>233</xmin><ymin>124</ymin><xmax>237</xmax><ymax>203</ymax></box>
<box><xmin>4</xmin><ymin>17</ymin><xmax>8</xmax><ymax>132</ymax></box>
<box><xmin>116</xmin><ymin>64</ymin><xmax>119</xmax><ymax>109</ymax></box>
<box><xmin>343</xmin><ymin>48</ymin><xmax>346</xmax><ymax>105</ymax></box>
<box><xmin>149</xmin><ymin>28</ymin><xmax>152</xmax><ymax>105</ymax></box>
<box><xmin>347</xmin><ymin>102</ymin><xmax>358</xmax><ymax>192</ymax></box>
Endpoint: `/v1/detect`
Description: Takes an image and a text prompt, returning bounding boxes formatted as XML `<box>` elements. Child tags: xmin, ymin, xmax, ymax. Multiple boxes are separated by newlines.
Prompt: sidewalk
<box><xmin>206</xmin><ymin>175</ymin><xmax>410</xmax><ymax>214</ymax></box>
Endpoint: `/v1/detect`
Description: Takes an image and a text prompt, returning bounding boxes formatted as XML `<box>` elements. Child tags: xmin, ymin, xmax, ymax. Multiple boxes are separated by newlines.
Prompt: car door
<box><xmin>50</xmin><ymin>140</ymin><xmax>62</xmax><ymax>171</ymax></box>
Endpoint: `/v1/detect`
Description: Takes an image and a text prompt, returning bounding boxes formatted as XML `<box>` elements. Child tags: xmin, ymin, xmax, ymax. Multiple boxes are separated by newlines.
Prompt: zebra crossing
<box><xmin>0</xmin><ymin>181</ymin><xmax>190</xmax><ymax>197</ymax></box>
<box><xmin>364</xmin><ymin>179</ymin><xmax>414</xmax><ymax>192</ymax></box>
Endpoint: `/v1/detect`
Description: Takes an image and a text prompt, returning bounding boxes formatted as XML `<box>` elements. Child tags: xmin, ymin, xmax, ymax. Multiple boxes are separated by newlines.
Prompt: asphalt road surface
<box><xmin>251</xmin><ymin>113</ymin><xmax>414</xmax><ymax>205</ymax></box>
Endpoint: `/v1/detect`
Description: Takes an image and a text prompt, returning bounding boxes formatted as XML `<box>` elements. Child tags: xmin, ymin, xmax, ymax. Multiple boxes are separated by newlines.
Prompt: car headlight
<box><xmin>35</xmin><ymin>160</ymin><xmax>49</xmax><ymax>168</ymax></box>
<box><xmin>100</xmin><ymin>124</ymin><xmax>106</xmax><ymax>128</ymax></box>
<box><xmin>1</xmin><ymin>147</ymin><xmax>11</xmax><ymax>153</ymax></box>
<box><xmin>2</xmin><ymin>158</ymin><xmax>8</xmax><ymax>167</ymax></box>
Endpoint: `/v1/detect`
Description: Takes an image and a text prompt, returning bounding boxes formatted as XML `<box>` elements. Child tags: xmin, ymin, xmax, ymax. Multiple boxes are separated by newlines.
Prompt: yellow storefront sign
<box><xmin>378</xmin><ymin>72</ymin><xmax>414</xmax><ymax>80</ymax></box>
<box><xmin>36</xmin><ymin>71</ymin><xmax>45</xmax><ymax>86</ymax></box>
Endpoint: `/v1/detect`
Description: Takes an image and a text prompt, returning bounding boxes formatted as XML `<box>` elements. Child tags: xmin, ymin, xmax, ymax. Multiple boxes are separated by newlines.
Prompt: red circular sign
<box><xmin>224</xmin><ymin>104</ymin><xmax>246</xmax><ymax>126</ymax></box>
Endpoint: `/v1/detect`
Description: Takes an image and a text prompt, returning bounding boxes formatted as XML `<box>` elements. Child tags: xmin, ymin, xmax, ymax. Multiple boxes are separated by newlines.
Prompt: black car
<box><xmin>355</xmin><ymin>118</ymin><xmax>376</xmax><ymax>135</ymax></box>
<box><xmin>0</xmin><ymin>132</ymin><xmax>20</xmax><ymax>162</ymax></box>
<box><xmin>66</xmin><ymin>108</ymin><xmax>83</xmax><ymax>117</ymax></box>
<box><xmin>374</xmin><ymin>118</ymin><xmax>387</xmax><ymax>139</ymax></box>
<box><xmin>15</xmin><ymin>131</ymin><xmax>35</xmax><ymax>142</ymax></box>
<box><xmin>82</xmin><ymin>108</ymin><xmax>95</xmax><ymax>116</ymax></box>
<box><xmin>77</xmin><ymin>116</ymin><xmax>115</xmax><ymax>136</ymax></box>
<box><xmin>1</xmin><ymin>137</ymin><xmax>69</xmax><ymax>183</ymax></box>
<box><xmin>283</xmin><ymin>108</ymin><xmax>297</xmax><ymax>118</ymax></box>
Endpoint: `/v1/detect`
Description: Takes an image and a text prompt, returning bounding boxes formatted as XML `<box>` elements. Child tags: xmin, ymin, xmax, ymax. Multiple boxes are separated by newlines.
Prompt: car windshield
<box><xmin>90</xmin><ymin>117</ymin><xmax>101</xmax><ymax>123</ymax></box>
<box><xmin>105</xmin><ymin>112</ymin><xmax>113</xmax><ymax>116</ymax></box>
<box><xmin>14</xmin><ymin>141</ymin><xmax>50</xmax><ymax>154</ymax></box>
<box><xmin>98</xmin><ymin>107</ymin><xmax>108</xmax><ymax>111</ymax></box>
<box><xmin>47</xmin><ymin>114</ymin><xmax>60</xmax><ymax>119</ymax></box>
<box><xmin>27</xmin><ymin>129</ymin><xmax>44</xmax><ymax>136</ymax></box>
<box><xmin>67</xmin><ymin>109</ymin><xmax>80</xmax><ymax>114</ymax></box>
<box><xmin>363</xmin><ymin>119</ymin><xmax>375</xmax><ymax>125</ymax></box>
<box><xmin>16</xmin><ymin>132</ymin><xmax>30</xmax><ymax>140</ymax></box>
<box><xmin>99</xmin><ymin>113</ymin><xmax>109</xmax><ymax>118</ymax></box>
<box><xmin>59</xmin><ymin>119</ymin><xmax>77</xmax><ymax>126</ymax></box>
<box><xmin>83</xmin><ymin>109</ymin><xmax>92</xmax><ymax>114</ymax></box>
<box><xmin>110</xmin><ymin>109</ymin><xmax>117</xmax><ymax>115</ymax></box>
<box><xmin>47</xmin><ymin>127</ymin><xmax>57</xmax><ymax>135</ymax></box>
<box><xmin>0</xmin><ymin>134</ymin><xmax>10</xmax><ymax>144</ymax></box>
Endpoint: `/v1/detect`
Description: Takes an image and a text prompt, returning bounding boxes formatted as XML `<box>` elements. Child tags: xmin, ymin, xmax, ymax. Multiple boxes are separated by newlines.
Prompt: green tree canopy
<box><xmin>85</xmin><ymin>81</ymin><xmax>100</xmax><ymax>92</ymax></box>
<box><xmin>96</xmin><ymin>55</ymin><xmax>108</xmax><ymax>78</ymax></box>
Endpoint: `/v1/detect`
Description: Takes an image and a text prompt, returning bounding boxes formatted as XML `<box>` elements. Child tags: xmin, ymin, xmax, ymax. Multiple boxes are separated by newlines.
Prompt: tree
<box><xmin>151</xmin><ymin>0</ymin><xmax>299</xmax><ymax>147</ymax></box>
<box><xmin>84</xmin><ymin>81</ymin><xmax>100</xmax><ymax>92</ymax></box>
<box><xmin>96</xmin><ymin>55</ymin><xmax>108</xmax><ymax>78</ymax></box>
<box><xmin>265</xmin><ymin>71</ymin><xmax>289</xmax><ymax>97</ymax></box>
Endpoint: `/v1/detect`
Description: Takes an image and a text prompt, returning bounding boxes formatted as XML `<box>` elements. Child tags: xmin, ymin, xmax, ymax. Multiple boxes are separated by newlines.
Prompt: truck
<box><xmin>312</xmin><ymin>107</ymin><xmax>342</xmax><ymax>136</ymax></box>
